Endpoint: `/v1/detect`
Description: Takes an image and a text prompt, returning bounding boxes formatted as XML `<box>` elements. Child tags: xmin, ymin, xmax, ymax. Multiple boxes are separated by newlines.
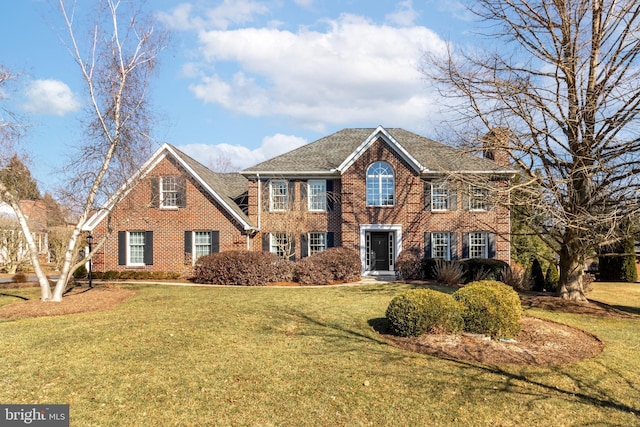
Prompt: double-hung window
<box><xmin>431</xmin><ymin>232</ymin><xmax>451</xmax><ymax>260</ymax></box>
<box><xmin>129</xmin><ymin>231</ymin><xmax>146</xmax><ymax>265</ymax></box>
<box><xmin>469</xmin><ymin>185</ymin><xmax>489</xmax><ymax>211</ymax></box>
<box><xmin>270</xmin><ymin>180</ymin><xmax>288</xmax><ymax>211</ymax></box>
<box><xmin>308</xmin><ymin>232</ymin><xmax>326</xmax><ymax>255</ymax></box>
<box><xmin>194</xmin><ymin>231</ymin><xmax>212</xmax><ymax>259</ymax></box>
<box><xmin>307</xmin><ymin>180</ymin><xmax>327</xmax><ymax>211</ymax></box>
<box><xmin>160</xmin><ymin>177</ymin><xmax>178</xmax><ymax>208</ymax></box>
<box><xmin>469</xmin><ymin>232</ymin><xmax>488</xmax><ymax>258</ymax></box>
<box><xmin>432</xmin><ymin>182</ymin><xmax>449</xmax><ymax>211</ymax></box>
<box><xmin>366</xmin><ymin>162</ymin><xmax>394</xmax><ymax>206</ymax></box>
<box><xmin>271</xmin><ymin>233</ymin><xmax>289</xmax><ymax>258</ymax></box>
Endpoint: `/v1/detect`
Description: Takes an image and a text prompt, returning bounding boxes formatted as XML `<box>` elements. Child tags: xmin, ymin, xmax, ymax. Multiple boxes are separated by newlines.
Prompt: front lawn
<box><xmin>1</xmin><ymin>282</ymin><xmax>639</xmax><ymax>426</ymax></box>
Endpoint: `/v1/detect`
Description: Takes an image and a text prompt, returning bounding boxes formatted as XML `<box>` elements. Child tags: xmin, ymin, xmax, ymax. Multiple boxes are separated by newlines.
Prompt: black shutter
<box><xmin>301</xmin><ymin>234</ymin><xmax>308</xmax><ymax>258</ymax></box>
<box><xmin>462</xmin><ymin>232</ymin><xmax>469</xmax><ymax>259</ymax></box>
<box><xmin>488</xmin><ymin>232</ymin><xmax>496</xmax><ymax>258</ymax></box>
<box><xmin>144</xmin><ymin>231</ymin><xmax>153</xmax><ymax>265</ymax></box>
<box><xmin>424</xmin><ymin>232</ymin><xmax>432</xmax><ymax>258</ymax></box>
<box><xmin>424</xmin><ymin>181</ymin><xmax>431</xmax><ymax>211</ymax></box>
<box><xmin>118</xmin><ymin>231</ymin><xmax>126</xmax><ymax>265</ymax></box>
<box><xmin>262</xmin><ymin>233</ymin><xmax>270</xmax><ymax>252</ymax></box>
<box><xmin>450</xmin><ymin>232</ymin><xmax>458</xmax><ymax>260</ymax></box>
<box><xmin>448</xmin><ymin>183</ymin><xmax>457</xmax><ymax>211</ymax></box>
<box><xmin>327</xmin><ymin>232</ymin><xmax>335</xmax><ymax>248</ymax></box>
<box><xmin>211</xmin><ymin>231</ymin><xmax>220</xmax><ymax>253</ymax></box>
<box><xmin>326</xmin><ymin>180</ymin><xmax>334</xmax><ymax>211</ymax></box>
<box><xmin>150</xmin><ymin>177</ymin><xmax>159</xmax><ymax>208</ymax></box>
<box><xmin>287</xmin><ymin>181</ymin><xmax>295</xmax><ymax>209</ymax></box>
<box><xmin>290</xmin><ymin>235</ymin><xmax>296</xmax><ymax>261</ymax></box>
<box><xmin>177</xmin><ymin>176</ymin><xmax>187</xmax><ymax>208</ymax></box>
<box><xmin>301</xmin><ymin>182</ymin><xmax>308</xmax><ymax>210</ymax></box>
<box><xmin>184</xmin><ymin>231</ymin><xmax>192</xmax><ymax>264</ymax></box>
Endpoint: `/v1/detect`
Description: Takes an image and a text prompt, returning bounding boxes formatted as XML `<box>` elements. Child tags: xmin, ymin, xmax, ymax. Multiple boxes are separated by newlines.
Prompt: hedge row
<box><xmin>191</xmin><ymin>247</ymin><xmax>361</xmax><ymax>286</ymax></box>
<box><xmin>386</xmin><ymin>280</ymin><xmax>522</xmax><ymax>338</ymax></box>
<box><xmin>88</xmin><ymin>270</ymin><xmax>181</xmax><ymax>281</ymax></box>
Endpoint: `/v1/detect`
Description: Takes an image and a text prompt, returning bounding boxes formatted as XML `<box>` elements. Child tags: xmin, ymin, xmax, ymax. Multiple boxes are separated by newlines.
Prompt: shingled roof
<box><xmin>241</xmin><ymin>127</ymin><xmax>513</xmax><ymax>176</ymax></box>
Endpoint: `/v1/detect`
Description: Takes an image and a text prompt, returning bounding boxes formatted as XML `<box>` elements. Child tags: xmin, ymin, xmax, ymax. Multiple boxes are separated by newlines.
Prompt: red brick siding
<box><xmin>90</xmin><ymin>156</ymin><xmax>249</xmax><ymax>273</ymax></box>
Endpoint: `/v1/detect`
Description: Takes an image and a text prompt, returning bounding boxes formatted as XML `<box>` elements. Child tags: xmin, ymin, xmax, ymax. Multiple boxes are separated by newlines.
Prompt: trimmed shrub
<box><xmin>453</xmin><ymin>280</ymin><xmax>522</xmax><ymax>338</ymax></box>
<box><xmin>386</xmin><ymin>289</ymin><xmax>464</xmax><ymax>337</ymax></box>
<box><xmin>544</xmin><ymin>263</ymin><xmax>560</xmax><ymax>292</ymax></box>
<box><xmin>73</xmin><ymin>264</ymin><xmax>87</xmax><ymax>279</ymax></box>
<box><xmin>294</xmin><ymin>247</ymin><xmax>361</xmax><ymax>285</ymax></box>
<box><xmin>421</xmin><ymin>258</ymin><xmax>439</xmax><ymax>280</ymax></box>
<box><xmin>103</xmin><ymin>271</ymin><xmax>119</xmax><ymax>280</ymax></box>
<box><xmin>395</xmin><ymin>250</ymin><xmax>423</xmax><ymax>280</ymax></box>
<box><xmin>433</xmin><ymin>259</ymin><xmax>464</xmax><ymax>286</ymax></box>
<box><xmin>192</xmin><ymin>251</ymin><xmax>294</xmax><ymax>286</ymax></box>
<box><xmin>599</xmin><ymin>238</ymin><xmax>638</xmax><ymax>282</ymax></box>
<box><xmin>12</xmin><ymin>272</ymin><xmax>27</xmax><ymax>283</ymax></box>
<box><xmin>459</xmin><ymin>258</ymin><xmax>509</xmax><ymax>284</ymax></box>
<box><xmin>530</xmin><ymin>258</ymin><xmax>545</xmax><ymax>291</ymax></box>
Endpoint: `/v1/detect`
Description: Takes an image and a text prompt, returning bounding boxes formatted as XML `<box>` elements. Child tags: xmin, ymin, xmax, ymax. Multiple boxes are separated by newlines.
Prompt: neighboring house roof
<box><xmin>0</xmin><ymin>200</ymin><xmax>48</xmax><ymax>231</ymax></box>
<box><xmin>83</xmin><ymin>144</ymin><xmax>256</xmax><ymax>232</ymax></box>
<box><xmin>242</xmin><ymin>126</ymin><xmax>514</xmax><ymax>176</ymax></box>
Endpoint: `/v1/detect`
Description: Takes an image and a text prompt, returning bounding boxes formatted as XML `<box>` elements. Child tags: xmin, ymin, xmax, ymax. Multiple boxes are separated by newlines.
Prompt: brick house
<box><xmin>84</xmin><ymin>126</ymin><xmax>514</xmax><ymax>275</ymax></box>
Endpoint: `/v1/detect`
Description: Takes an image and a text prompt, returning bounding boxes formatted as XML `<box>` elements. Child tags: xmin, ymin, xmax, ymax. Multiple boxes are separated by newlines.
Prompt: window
<box><xmin>160</xmin><ymin>177</ymin><xmax>178</xmax><ymax>208</ymax></box>
<box><xmin>194</xmin><ymin>231</ymin><xmax>212</xmax><ymax>258</ymax></box>
<box><xmin>469</xmin><ymin>232</ymin><xmax>488</xmax><ymax>258</ymax></box>
<box><xmin>308</xmin><ymin>180</ymin><xmax>327</xmax><ymax>211</ymax></box>
<box><xmin>366</xmin><ymin>162</ymin><xmax>394</xmax><ymax>206</ymax></box>
<box><xmin>308</xmin><ymin>232</ymin><xmax>326</xmax><ymax>255</ymax></box>
<box><xmin>129</xmin><ymin>231</ymin><xmax>146</xmax><ymax>265</ymax></box>
<box><xmin>271</xmin><ymin>233</ymin><xmax>290</xmax><ymax>258</ymax></box>
<box><xmin>432</xmin><ymin>182</ymin><xmax>449</xmax><ymax>210</ymax></box>
<box><xmin>469</xmin><ymin>185</ymin><xmax>489</xmax><ymax>211</ymax></box>
<box><xmin>431</xmin><ymin>232</ymin><xmax>450</xmax><ymax>260</ymax></box>
<box><xmin>270</xmin><ymin>180</ymin><xmax>288</xmax><ymax>211</ymax></box>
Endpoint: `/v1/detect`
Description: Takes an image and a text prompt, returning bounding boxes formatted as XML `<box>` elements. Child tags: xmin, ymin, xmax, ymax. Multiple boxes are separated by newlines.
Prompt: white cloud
<box><xmin>188</xmin><ymin>13</ymin><xmax>448</xmax><ymax>131</ymax></box>
<box><xmin>157</xmin><ymin>1</ymin><xmax>269</xmax><ymax>31</ymax></box>
<box><xmin>177</xmin><ymin>133</ymin><xmax>308</xmax><ymax>170</ymax></box>
<box><xmin>385</xmin><ymin>0</ymin><xmax>419</xmax><ymax>27</ymax></box>
<box><xmin>22</xmin><ymin>79</ymin><xmax>80</xmax><ymax>116</ymax></box>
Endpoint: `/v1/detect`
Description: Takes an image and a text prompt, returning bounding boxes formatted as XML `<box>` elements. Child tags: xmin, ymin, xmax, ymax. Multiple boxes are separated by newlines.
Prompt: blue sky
<box><xmin>1</xmin><ymin>0</ymin><xmax>475</xmax><ymax>193</ymax></box>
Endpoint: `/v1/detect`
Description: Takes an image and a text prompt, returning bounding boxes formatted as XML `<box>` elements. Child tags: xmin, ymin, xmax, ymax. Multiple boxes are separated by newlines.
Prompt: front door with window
<box><xmin>371</xmin><ymin>232</ymin><xmax>390</xmax><ymax>271</ymax></box>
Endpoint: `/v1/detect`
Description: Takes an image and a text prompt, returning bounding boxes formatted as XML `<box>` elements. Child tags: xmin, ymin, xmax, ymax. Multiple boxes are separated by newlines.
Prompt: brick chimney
<box><xmin>482</xmin><ymin>128</ymin><xmax>511</xmax><ymax>166</ymax></box>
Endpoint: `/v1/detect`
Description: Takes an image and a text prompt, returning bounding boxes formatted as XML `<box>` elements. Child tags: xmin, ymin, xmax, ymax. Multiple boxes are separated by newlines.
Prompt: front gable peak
<box><xmin>337</xmin><ymin>126</ymin><xmax>425</xmax><ymax>174</ymax></box>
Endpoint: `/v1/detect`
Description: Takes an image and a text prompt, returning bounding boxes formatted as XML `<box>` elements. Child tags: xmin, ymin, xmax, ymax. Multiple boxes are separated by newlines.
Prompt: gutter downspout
<box><xmin>257</xmin><ymin>173</ymin><xmax>262</xmax><ymax>231</ymax></box>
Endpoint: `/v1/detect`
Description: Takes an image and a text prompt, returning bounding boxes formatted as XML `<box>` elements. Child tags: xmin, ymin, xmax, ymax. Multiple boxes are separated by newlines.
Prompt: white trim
<box><xmin>359</xmin><ymin>224</ymin><xmax>402</xmax><ymax>275</ymax></box>
<box><xmin>307</xmin><ymin>179</ymin><xmax>327</xmax><ymax>212</ymax></box>
<box><xmin>338</xmin><ymin>126</ymin><xmax>425</xmax><ymax>174</ymax></box>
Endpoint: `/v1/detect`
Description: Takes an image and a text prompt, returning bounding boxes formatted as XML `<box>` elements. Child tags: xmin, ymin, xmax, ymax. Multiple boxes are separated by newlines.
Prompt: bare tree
<box><xmin>34</xmin><ymin>0</ymin><xmax>168</xmax><ymax>301</ymax></box>
<box><xmin>426</xmin><ymin>0</ymin><xmax>640</xmax><ymax>301</ymax></box>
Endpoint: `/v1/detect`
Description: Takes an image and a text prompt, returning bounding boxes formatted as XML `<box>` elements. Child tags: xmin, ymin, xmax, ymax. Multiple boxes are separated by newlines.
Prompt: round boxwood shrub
<box><xmin>453</xmin><ymin>280</ymin><xmax>522</xmax><ymax>338</ymax></box>
<box><xmin>385</xmin><ymin>289</ymin><xmax>464</xmax><ymax>337</ymax></box>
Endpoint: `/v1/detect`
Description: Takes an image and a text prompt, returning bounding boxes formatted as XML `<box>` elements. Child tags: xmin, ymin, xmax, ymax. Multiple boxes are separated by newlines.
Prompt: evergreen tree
<box><xmin>530</xmin><ymin>258</ymin><xmax>545</xmax><ymax>292</ymax></box>
<box><xmin>545</xmin><ymin>263</ymin><xmax>560</xmax><ymax>292</ymax></box>
<box><xmin>0</xmin><ymin>155</ymin><xmax>40</xmax><ymax>200</ymax></box>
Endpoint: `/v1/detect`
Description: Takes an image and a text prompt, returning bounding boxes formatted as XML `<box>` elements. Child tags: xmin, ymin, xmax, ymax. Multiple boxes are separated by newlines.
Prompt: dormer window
<box><xmin>366</xmin><ymin>161</ymin><xmax>394</xmax><ymax>206</ymax></box>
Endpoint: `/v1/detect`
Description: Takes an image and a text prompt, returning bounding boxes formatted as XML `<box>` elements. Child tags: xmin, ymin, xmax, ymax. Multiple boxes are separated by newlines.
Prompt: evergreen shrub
<box><xmin>386</xmin><ymin>289</ymin><xmax>464</xmax><ymax>337</ymax></box>
<box><xmin>459</xmin><ymin>259</ymin><xmax>509</xmax><ymax>283</ymax></box>
<box><xmin>453</xmin><ymin>280</ymin><xmax>522</xmax><ymax>338</ymax></box>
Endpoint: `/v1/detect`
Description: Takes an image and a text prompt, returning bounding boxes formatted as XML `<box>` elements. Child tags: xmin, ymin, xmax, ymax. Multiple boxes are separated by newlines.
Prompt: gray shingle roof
<box><xmin>242</xmin><ymin>127</ymin><xmax>511</xmax><ymax>175</ymax></box>
<box><xmin>167</xmin><ymin>144</ymin><xmax>253</xmax><ymax>228</ymax></box>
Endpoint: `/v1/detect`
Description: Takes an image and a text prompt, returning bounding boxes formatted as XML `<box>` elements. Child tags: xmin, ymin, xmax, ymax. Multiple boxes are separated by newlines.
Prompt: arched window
<box><xmin>366</xmin><ymin>161</ymin><xmax>395</xmax><ymax>206</ymax></box>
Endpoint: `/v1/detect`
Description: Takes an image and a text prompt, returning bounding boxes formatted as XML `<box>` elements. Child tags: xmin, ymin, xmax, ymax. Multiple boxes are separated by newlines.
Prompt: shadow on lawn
<box><xmin>459</xmin><ymin>360</ymin><xmax>640</xmax><ymax>418</ymax></box>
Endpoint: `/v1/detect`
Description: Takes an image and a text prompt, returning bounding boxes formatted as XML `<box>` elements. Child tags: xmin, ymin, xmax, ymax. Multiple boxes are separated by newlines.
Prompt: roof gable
<box><xmin>84</xmin><ymin>144</ymin><xmax>255</xmax><ymax>231</ymax></box>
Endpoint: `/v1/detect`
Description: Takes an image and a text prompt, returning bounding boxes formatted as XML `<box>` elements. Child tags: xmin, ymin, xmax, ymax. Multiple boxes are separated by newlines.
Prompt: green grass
<box><xmin>1</xmin><ymin>282</ymin><xmax>639</xmax><ymax>426</ymax></box>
